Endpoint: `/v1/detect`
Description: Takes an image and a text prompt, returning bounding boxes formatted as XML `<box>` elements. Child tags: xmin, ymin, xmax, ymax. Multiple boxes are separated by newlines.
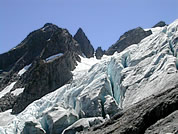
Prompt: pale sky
<box><xmin>0</xmin><ymin>0</ymin><xmax>178</xmax><ymax>54</ymax></box>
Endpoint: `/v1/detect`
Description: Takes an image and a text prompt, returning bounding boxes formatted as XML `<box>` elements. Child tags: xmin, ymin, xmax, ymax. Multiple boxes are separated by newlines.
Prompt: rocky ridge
<box><xmin>105</xmin><ymin>27</ymin><xmax>152</xmax><ymax>55</ymax></box>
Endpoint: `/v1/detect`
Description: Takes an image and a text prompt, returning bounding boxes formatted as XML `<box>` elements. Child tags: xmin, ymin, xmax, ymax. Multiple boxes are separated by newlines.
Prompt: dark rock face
<box><xmin>0</xmin><ymin>23</ymin><xmax>82</xmax><ymax>114</ymax></box>
<box><xmin>0</xmin><ymin>23</ymin><xmax>79</xmax><ymax>72</ymax></box>
<box><xmin>0</xmin><ymin>23</ymin><xmax>81</xmax><ymax>91</ymax></box>
<box><xmin>74</xmin><ymin>28</ymin><xmax>94</xmax><ymax>58</ymax></box>
<box><xmin>84</xmin><ymin>85</ymin><xmax>178</xmax><ymax>134</ymax></box>
<box><xmin>105</xmin><ymin>27</ymin><xmax>152</xmax><ymax>55</ymax></box>
<box><xmin>12</xmin><ymin>51</ymin><xmax>80</xmax><ymax>114</ymax></box>
<box><xmin>145</xmin><ymin>110</ymin><xmax>178</xmax><ymax>134</ymax></box>
<box><xmin>95</xmin><ymin>47</ymin><xmax>104</xmax><ymax>59</ymax></box>
<box><xmin>153</xmin><ymin>21</ymin><xmax>166</xmax><ymax>28</ymax></box>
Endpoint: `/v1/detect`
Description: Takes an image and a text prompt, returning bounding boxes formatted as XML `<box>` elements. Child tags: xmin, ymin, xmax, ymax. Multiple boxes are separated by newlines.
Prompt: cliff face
<box><xmin>12</xmin><ymin>51</ymin><xmax>80</xmax><ymax>114</ymax></box>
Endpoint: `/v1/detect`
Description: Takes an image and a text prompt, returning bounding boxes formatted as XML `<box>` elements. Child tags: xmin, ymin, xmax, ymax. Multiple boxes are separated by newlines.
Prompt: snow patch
<box><xmin>11</xmin><ymin>88</ymin><xmax>24</xmax><ymax>96</ymax></box>
<box><xmin>45</xmin><ymin>53</ymin><xmax>63</xmax><ymax>61</ymax></box>
<box><xmin>0</xmin><ymin>82</ymin><xmax>17</xmax><ymax>98</ymax></box>
<box><xmin>18</xmin><ymin>64</ymin><xmax>31</xmax><ymax>76</ymax></box>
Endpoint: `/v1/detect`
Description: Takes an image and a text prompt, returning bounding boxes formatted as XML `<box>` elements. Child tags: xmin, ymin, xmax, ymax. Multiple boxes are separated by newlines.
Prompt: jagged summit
<box><xmin>74</xmin><ymin>28</ymin><xmax>94</xmax><ymax>58</ymax></box>
<box><xmin>153</xmin><ymin>21</ymin><xmax>167</xmax><ymax>28</ymax></box>
<box><xmin>43</xmin><ymin>22</ymin><xmax>55</xmax><ymax>27</ymax></box>
<box><xmin>42</xmin><ymin>23</ymin><xmax>59</xmax><ymax>32</ymax></box>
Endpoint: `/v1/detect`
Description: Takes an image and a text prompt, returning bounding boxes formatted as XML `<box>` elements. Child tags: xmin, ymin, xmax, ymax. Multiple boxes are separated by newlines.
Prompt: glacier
<box><xmin>0</xmin><ymin>19</ymin><xmax>178</xmax><ymax>134</ymax></box>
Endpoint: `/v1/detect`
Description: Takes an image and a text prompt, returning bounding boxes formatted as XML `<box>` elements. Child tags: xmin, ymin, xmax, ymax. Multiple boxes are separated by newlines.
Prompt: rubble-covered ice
<box><xmin>0</xmin><ymin>19</ymin><xmax>178</xmax><ymax>134</ymax></box>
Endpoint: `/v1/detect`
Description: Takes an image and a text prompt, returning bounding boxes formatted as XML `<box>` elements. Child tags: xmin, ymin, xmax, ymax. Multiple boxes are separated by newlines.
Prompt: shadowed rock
<box><xmin>105</xmin><ymin>27</ymin><xmax>152</xmax><ymax>55</ymax></box>
<box><xmin>12</xmin><ymin>51</ymin><xmax>80</xmax><ymax>114</ymax></box>
<box><xmin>74</xmin><ymin>28</ymin><xmax>94</xmax><ymax>58</ymax></box>
<box><xmin>95</xmin><ymin>47</ymin><xmax>104</xmax><ymax>59</ymax></box>
<box><xmin>153</xmin><ymin>21</ymin><xmax>167</xmax><ymax>28</ymax></box>
<box><xmin>0</xmin><ymin>23</ymin><xmax>81</xmax><ymax>92</ymax></box>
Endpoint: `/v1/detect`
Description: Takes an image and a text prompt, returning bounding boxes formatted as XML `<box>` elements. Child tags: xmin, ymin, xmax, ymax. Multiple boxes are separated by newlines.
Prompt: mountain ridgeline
<box><xmin>0</xmin><ymin>20</ymin><xmax>178</xmax><ymax>134</ymax></box>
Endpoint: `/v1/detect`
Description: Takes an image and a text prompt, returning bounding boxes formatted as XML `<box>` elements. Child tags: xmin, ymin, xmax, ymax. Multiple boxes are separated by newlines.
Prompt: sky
<box><xmin>0</xmin><ymin>0</ymin><xmax>178</xmax><ymax>54</ymax></box>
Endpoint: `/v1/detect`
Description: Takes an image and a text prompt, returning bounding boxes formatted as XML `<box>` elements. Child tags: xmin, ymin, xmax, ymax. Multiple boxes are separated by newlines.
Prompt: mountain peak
<box><xmin>152</xmin><ymin>21</ymin><xmax>167</xmax><ymax>28</ymax></box>
<box><xmin>77</xmin><ymin>27</ymin><xmax>84</xmax><ymax>32</ymax></box>
<box><xmin>42</xmin><ymin>23</ymin><xmax>59</xmax><ymax>32</ymax></box>
<box><xmin>74</xmin><ymin>28</ymin><xmax>94</xmax><ymax>58</ymax></box>
<box><xmin>43</xmin><ymin>23</ymin><xmax>54</xmax><ymax>27</ymax></box>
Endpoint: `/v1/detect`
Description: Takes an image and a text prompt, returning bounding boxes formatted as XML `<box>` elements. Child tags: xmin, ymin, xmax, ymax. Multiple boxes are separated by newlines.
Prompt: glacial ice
<box><xmin>0</xmin><ymin>110</ymin><xmax>15</xmax><ymax>127</ymax></box>
<box><xmin>0</xmin><ymin>19</ymin><xmax>178</xmax><ymax>134</ymax></box>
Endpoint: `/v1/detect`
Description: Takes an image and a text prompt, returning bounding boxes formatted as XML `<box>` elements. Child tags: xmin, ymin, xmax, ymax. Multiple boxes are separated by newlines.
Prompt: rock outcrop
<box><xmin>74</xmin><ymin>28</ymin><xmax>94</xmax><ymax>58</ymax></box>
<box><xmin>0</xmin><ymin>93</ymin><xmax>17</xmax><ymax>112</ymax></box>
<box><xmin>95</xmin><ymin>47</ymin><xmax>104</xmax><ymax>59</ymax></box>
<box><xmin>105</xmin><ymin>27</ymin><xmax>152</xmax><ymax>55</ymax></box>
<box><xmin>153</xmin><ymin>21</ymin><xmax>167</xmax><ymax>28</ymax></box>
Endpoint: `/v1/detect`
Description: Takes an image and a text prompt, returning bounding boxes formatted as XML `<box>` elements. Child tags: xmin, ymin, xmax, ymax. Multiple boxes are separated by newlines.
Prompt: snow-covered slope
<box><xmin>0</xmin><ymin>19</ymin><xmax>178</xmax><ymax>134</ymax></box>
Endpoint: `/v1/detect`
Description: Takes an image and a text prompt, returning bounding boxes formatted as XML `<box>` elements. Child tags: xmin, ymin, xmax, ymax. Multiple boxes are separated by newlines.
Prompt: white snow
<box><xmin>45</xmin><ymin>53</ymin><xmax>63</xmax><ymax>61</ymax></box>
<box><xmin>11</xmin><ymin>88</ymin><xmax>24</xmax><ymax>96</ymax></box>
<box><xmin>0</xmin><ymin>19</ymin><xmax>178</xmax><ymax>134</ymax></box>
<box><xmin>0</xmin><ymin>82</ymin><xmax>17</xmax><ymax>98</ymax></box>
<box><xmin>18</xmin><ymin>64</ymin><xmax>31</xmax><ymax>76</ymax></box>
<box><xmin>0</xmin><ymin>110</ymin><xmax>15</xmax><ymax>127</ymax></box>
